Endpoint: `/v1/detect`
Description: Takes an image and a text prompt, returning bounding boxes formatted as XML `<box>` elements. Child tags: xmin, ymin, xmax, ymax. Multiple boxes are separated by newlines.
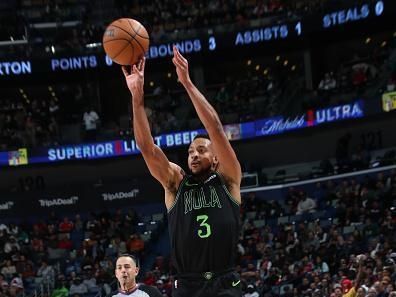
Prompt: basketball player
<box><xmin>112</xmin><ymin>254</ymin><xmax>162</xmax><ymax>297</ymax></box>
<box><xmin>122</xmin><ymin>46</ymin><xmax>241</xmax><ymax>297</ymax></box>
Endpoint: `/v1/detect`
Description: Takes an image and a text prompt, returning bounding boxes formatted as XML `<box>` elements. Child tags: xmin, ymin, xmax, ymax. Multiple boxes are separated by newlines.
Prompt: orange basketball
<box><xmin>102</xmin><ymin>18</ymin><xmax>149</xmax><ymax>66</ymax></box>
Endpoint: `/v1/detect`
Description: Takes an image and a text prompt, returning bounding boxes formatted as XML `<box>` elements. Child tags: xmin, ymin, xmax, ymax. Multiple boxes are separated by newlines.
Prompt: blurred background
<box><xmin>0</xmin><ymin>0</ymin><xmax>396</xmax><ymax>296</ymax></box>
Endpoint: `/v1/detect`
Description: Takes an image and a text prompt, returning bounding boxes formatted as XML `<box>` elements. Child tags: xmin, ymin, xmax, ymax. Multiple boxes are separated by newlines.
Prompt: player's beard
<box><xmin>191</xmin><ymin>165</ymin><xmax>213</xmax><ymax>179</ymax></box>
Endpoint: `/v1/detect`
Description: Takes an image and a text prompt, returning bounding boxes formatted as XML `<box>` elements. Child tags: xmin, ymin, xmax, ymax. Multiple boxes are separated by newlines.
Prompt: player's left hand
<box><xmin>122</xmin><ymin>57</ymin><xmax>145</xmax><ymax>100</ymax></box>
<box><xmin>172</xmin><ymin>46</ymin><xmax>191</xmax><ymax>86</ymax></box>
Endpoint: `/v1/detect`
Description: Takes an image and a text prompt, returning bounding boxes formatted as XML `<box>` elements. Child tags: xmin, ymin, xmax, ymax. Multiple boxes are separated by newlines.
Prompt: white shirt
<box><xmin>37</xmin><ymin>265</ymin><xmax>54</xmax><ymax>278</ymax></box>
<box><xmin>10</xmin><ymin>277</ymin><xmax>24</xmax><ymax>289</ymax></box>
<box><xmin>83</xmin><ymin>278</ymin><xmax>97</xmax><ymax>290</ymax></box>
<box><xmin>0</xmin><ymin>224</ymin><xmax>9</xmax><ymax>232</ymax></box>
<box><xmin>1</xmin><ymin>265</ymin><xmax>16</xmax><ymax>277</ymax></box>
<box><xmin>70</xmin><ymin>283</ymin><xmax>88</xmax><ymax>295</ymax></box>
<box><xmin>297</xmin><ymin>197</ymin><xmax>316</xmax><ymax>214</ymax></box>
<box><xmin>83</xmin><ymin>111</ymin><xmax>99</xmax><ymax>130</ymax></box>
<box><xmin>4</xmin><ymin>241</ymin><xmax>20</xmax><ymax>253</ymax></box>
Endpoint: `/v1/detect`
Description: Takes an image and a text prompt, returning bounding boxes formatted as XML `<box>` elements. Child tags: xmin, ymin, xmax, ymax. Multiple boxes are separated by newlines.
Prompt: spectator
<box><xmin>351</xmin><ymin>63</ymin><xmax>368</xmax><ymax>87</ymax></box>
<box><xmin>36</xmin><ymin>260</ymin><xmax>55</xmax><ymax>279</ymax></box>
<box><xmin>143</xmin><ymin>271</ymin><xmax>156</xmax><ymax>286</ymax></box>
<box><xmin>51</xmin><ymin>281</ymin><xmax>69</xmax><ymax>297</ymax></box>
<box><xmin>82</xmin><ymin>106</ymin><xmax>100</xmax><ymax>141</ymax></box>
<box><xmin>16</xmin><ymin>255</ymin><xmax>34</xmax><ymax>278</ymax></box>
<box><xmin>372</xmin><ymin>280</ymin><xmax>387</xmax><ymax>296</ymax></box>
<box><xmin>69</xmin><ymin>277</ymin><xmax>88</xmax><ymax>295</ymax></box>
<box><xmin>58</xmin><ymin>234</ymin><xmax>73</xmax><ymax>250</ymax></box>
<box><xmin>10</xmin><ymin>275</ymin><xmax>24</xmax><ymax>294</ymax></box>
<box><xmin>0</xmin><ymin>274</ymin><xmax>8</xmax><ymax>288</ymax></box>
<box><xmin>0</xmin><ymin>224</ymin><xmax>9</xmax><ymax>234</ymax></box>
<box><xmin>127</xmin><ymin>234</ymin><xmax>145</xmax><ymax>255</ymax></box>
<box><xmin>8</xmin><ymin>225</ymin><xmax>18</xmax><ymax>237</ymax></box>
<box><xmin>3</xmin><ymin>237</ymin><xmax>20</xmax><ymax>254</ymax></box>
<box><xmin>318</xmin><ymin>72</ymin><xmax>337</xmax><ymax>91</ymax></box>
<box><xmin>365</xmin><ymin>287</ymin><xmax>376</xmax><ymax>296</ymax></box>
<box><xmin>59</xmin><ymin>217</ymin><xmax>74</xmax><ymax>233</ymax></box>
<box><xmin>31</xmin><ymin>236</ymin><xmax>45</xmax><ymax>254</ymax></box>
<box><xmin>21</xmin><ymin>263</ymin><xmax>36</xmax><ymax>281</ymax></box>
<box><xmin>296</xmin><ymin>192</ymin><xmax>316</xmax><ymax>214</ymax></box>
<box><xmin>356</xmin><ymin>287</ymin><xmax>367</xmax><ymax>297</ymax></box>
<box><xmin>155</xmin><ymin>279</ymin><xmax>171</xmax><ymax>296</ymax></box>
<box><xmin>82</xmin><ymin>272</ymin><xmax>99</xmax><ymax>293</ymax></box>
<box><xmin>1</xmin><ymin>261</ymin><xmax>16</xmax><ymax>281</ymax></box>
<box><xmin>314</xmin><ymin>256</ymin><xmax>329</xmax><ymax>274</ymax></box>
<box><xmin>333</xmin><ymin>284</ymin><xmax>343</xmax><ymax>297</ymax></box>
<box><xmin>244</xmin><ymin>284</ymin><xmax>259</xmax><ymax>297</ymax></box>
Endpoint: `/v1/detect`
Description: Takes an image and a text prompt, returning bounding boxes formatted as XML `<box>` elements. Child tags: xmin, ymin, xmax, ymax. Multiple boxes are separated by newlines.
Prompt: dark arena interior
<box><xmin>0</xmin><ymin>0</ymin><xmax>396</xmax><ymax>297</ymax></box>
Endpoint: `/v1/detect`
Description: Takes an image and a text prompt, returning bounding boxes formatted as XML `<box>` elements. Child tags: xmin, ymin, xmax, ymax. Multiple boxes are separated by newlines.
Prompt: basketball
<box><xmin>102</xmin><ymin>18</ymin><xmax>149</xmax><ymax>66</ymax></box>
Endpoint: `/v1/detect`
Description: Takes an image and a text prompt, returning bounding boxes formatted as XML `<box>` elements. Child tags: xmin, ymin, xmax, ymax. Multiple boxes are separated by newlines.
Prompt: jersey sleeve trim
<box><xmin>167</xmin><ymin>175</ymin><xmax>188</xmax><ymax>214</ymax></box>
<box><xmin>215</xmin><ymin>171</ymin><xmax>240</xmax><ymax>206</ymax></box>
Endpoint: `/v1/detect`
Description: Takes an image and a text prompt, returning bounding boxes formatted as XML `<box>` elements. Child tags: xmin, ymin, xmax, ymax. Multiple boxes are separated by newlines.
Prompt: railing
<box><xmin>23</xmin><ymin>262</ymin><xmax>61</xmax><ymax>297</ymax></box>
<box><xmin>25</xmin><ymin>274</ymin><xmax>56</xmax><ymax>297</ymax></box>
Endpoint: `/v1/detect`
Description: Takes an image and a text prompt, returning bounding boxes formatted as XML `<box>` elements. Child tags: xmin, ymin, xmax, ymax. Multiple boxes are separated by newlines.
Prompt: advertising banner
<box><xmin>382</xmin><ymin>91</ymin><xmax>396</xmax><ymax>112</ymax></box>
<box><xmin>0</xmin><ymin>181</ymin><xmax>163</xmax><ymax>218</ymax></box>
<box><xmin>0</xmin><ymin>100</ymin><xmax>365</xmax><ymax>168</ymax></box>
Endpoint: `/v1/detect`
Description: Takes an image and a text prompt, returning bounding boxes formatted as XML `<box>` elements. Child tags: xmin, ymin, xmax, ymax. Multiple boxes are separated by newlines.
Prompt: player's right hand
<box><xmin>122</xmin><ymin>57</ymin><xmax>145</xmax><ymax>100</ymax></box>
<box><xmin>172</xmin><ymin>46</ymin><xmax>191</xmax><ymax>86</ymax></box>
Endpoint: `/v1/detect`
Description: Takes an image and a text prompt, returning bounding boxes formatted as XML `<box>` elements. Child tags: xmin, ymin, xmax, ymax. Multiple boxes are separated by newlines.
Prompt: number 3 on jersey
<box><xmin>196</xmin><ymin>215</ymin><xmax>212</xmax><ymax>238</ymax></box>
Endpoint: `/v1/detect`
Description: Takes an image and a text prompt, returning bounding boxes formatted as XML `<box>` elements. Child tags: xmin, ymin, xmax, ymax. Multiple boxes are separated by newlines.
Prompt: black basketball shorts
<box><xmin>172</xmin><ymin>271</ymin><xmax>242</xmax><ymax>297</ymax></box>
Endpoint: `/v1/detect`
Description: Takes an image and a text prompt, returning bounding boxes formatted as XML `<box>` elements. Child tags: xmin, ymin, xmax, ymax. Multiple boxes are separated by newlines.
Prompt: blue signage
<box><xmin>51</xmin><ymin>55</ymin><xmax>98</xmax><ymax>71</ymax></box>
<box><xmin>323</xmin><ymin>0</ymin><xmax>384</xmax><ymax>28</ymax></box>
<box><xmin>47</xmin><ymin>142</ymin><xmax>115</xmax><ymax>161</ymax></box>
<box><xmin>235</xmin><ymin>21</ymin><xmax>302</xmax><ymax>46</ymax></box>
<box><xmin>1</xmin><ymin>1</ymin><xmax>393</xmax><ymax>77</ymax></box>
<box><xmin>31</xmin><ymin>130</ymin><xmax>204</xmax><ymax>163</ymax></box>
<box><xmin>0</xmin><ymin>100</ymin><xmax>365</xmax><ymax>167</ymax></box>
<box><xmin>0</xmin><ymin>61</ymin><xmax>32</xmax><ymax>75</ymax></box>
<box><xmin>256</xmin><ymin>115</ymin><xmax>306</xmax><ymax>136</ymax></box>
<box><xmin>147</xmin><ymin>39</ymin><xmax>202</xmax><ymax>59</ymax></box>
<box><xmin>314</xmin><ymin>100</ymin><xmax>364</xmax><ymax>124</ymax></box>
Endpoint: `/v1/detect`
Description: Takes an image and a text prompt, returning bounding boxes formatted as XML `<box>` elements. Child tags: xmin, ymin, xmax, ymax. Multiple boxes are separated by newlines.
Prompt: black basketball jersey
<box><xmin>167</xmin><ymin>171</ymin><xmax>240</xmax><ymax>274</ymax></box>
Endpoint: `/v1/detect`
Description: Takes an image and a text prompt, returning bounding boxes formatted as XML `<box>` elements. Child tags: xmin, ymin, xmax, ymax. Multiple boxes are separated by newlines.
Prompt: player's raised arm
<box><xmin>122</xmin><ymin>58</ymin><xmax>183</xmax><ymax>196</ymax></box>
<box><xmin>172</xmin><ymin>47</ymin><xmax>242</xmax><ymax>188</ymax></box>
